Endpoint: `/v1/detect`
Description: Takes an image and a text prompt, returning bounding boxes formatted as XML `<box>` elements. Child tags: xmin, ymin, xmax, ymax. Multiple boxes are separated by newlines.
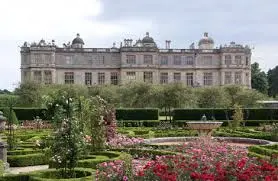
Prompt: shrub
<box><xmin>116</xmin><ymin>108</ymin><xmax>159</xmax><ymax>120</ymax></box>
<box><xmin>0</xmin><ymin>160</ymin><xmax>4</xmax><ymax>177</ymax></box>
<box><xmin>8</xmin><ymin>153</ymin><xmax>48</xmax><ymax>167</ymax></box>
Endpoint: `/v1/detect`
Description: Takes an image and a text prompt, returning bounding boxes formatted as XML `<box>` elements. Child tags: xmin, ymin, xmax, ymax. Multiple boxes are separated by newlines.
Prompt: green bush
<box><xmin>8</xmin><ymin>153</ymin><xmax>48</xmax><ymax>167</ymax></box>
<box><xmin>173</xmin><ymin>108</ymin><xmax>278</xmax><ymax>121</ymax></box>
<box><xmin>8</xmin><ymin>149</ymin><xmax>41</xmax><ymax>155</ymax></box>
<box><xmin>0</xmin><ymin>160</ymin><xmax>4</xmax><ymax>177</ymax></box>
<box><xmin>28</xmin><ymin>168</ymin><xmax>94</xmax><ymax>181</ymax></box>
<box><xmin>248</xmin><ymin>145</ymin><xmax>278</xmax><ymax>157</ymax></box>
<box><xmin>0</xmin><ymin>174</ymin><xmax>29</xmax><ymax>181</ymax></box>
<box><xmin>0</xmin><ymin>107</ymin><xmax>47</xmax><ymax>120</ymax></box>
<box><xmin>116</xmin><ymin>108</ymin><xmax>159</xmax><ymax>120</ymax></box>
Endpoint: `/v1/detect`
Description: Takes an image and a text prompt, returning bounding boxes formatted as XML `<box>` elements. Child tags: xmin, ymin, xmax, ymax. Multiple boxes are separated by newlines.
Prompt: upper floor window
<box><xmin>126</xmin><ymin>72</ymin><xmax>136</xmax><ymax>81</ymax></box>
<box><xmin>235</xmin><ymin>55</ymin><xmax>242</xmax><ymax>65</ymax></box>
<box><xmin>144</xmin><ymin>72</ymin><xmax>153</xmax><ymax>83</ymax></box>
<box><xmin>160</xmin><ymin>72</ymin><xmax>168</xmax><ymax>84</ymax></box>
<box><xmin>203</xmin><ymin>56</ymin><xmax>212</xmax><ymax>65</ymax></box>
<box><xmin>34</xmin><ymin>54</ymin><xmax>42</xmax><ymax>64</ymax></box>
<box><xmin>44</xmin><ymin>71</ymin><xmax>52</xmax><ymax>84</ymax></box>
<box><xmin>174</xmin><ymin>72</ymin><xmax>181</xmax><ymax>82</ymax></box>
<box><xmin>185</xmin><ymin>56</ymin><xmax>194</xmax><ymax>65</ymax></box>
<box><xmin>126</xmin><ymin>55</ymin><xmax>136</xmax><ymax>64</ymax></box>
<box><xmin>246</xmin><ymin>57</ymin><xmax>249</xmax><ymax>65</ymax></box>
<box><xmin>144</xmin><ymin>55</ymin><xmax>153</xmax><ymax>64</ymax></box>
<box><xmin>203</xmin><ymin>72</ymin><xmax>213</xmax><ymax>86</ymax></box>
<box><xmin>111</xmin><ymin>72</ymin><xmax>119</xmax><ymax>85</ymax></box>
<box><xmin>161</xmin><ymin>56</ymin><xmax>168</xmax><ymax>65</ymax></box>
<box><xmin>174</xmin><ymin>55</ymin><xmax>181</xmax><ymax>65</ymax></box>
<box><xmin>65</xmin><ymin>72</ymin><xmax>74</xmax><ymax>84</ymax></box>
<box><xmin>85</xmin><ymin>72</ymin><xmax>92</xmax><ymax>85</ymax></box>
<box><xmin>98</xmin><ymin>72</ymin><xmax>105</xmax><ymax>85</ymax></box>
<box><xmin>224</xmin><ymin>72</ymin><xmax>232</xmax><ymax>84</ymax></box>
<box><xmin>97</xmin><ymin>55</ymin><xmax>105</xmax><ymax>65</ymax></box>
<box><xmin>225</xmin><ymin>55</ymin><xmax>232</xmax><ymax>65</ymax></box>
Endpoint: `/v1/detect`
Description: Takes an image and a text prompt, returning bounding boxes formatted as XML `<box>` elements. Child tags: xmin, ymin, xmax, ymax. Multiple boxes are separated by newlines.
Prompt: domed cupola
<box><xmin>198</xmin><ymin>32</ymin><xmax>214</xmax><ymax>49</ymax></box>
<box><xmin>72</xmin><ymin>33</ymin><xmax>84</xmax><ymax>48</ymax></box>
<box><xmin>142</xmin><ymin>32</ymin><xmax>157</xmax><ymax>47</ymax></box>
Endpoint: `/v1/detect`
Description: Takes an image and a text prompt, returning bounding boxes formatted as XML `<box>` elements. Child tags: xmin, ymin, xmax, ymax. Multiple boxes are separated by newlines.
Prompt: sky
<box><xmin>0</xmin><ymin>0</ymin><xmax>278</xmax><ymax>90</ymax></box>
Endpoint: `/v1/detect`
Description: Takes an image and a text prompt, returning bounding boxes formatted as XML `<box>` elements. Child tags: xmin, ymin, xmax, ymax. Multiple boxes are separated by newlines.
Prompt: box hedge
<box><xmin>7</xmin><ymin>153</ymin><xmax>48</xmax><ymax>167</ymax></box>
<box><xmin>116</xmin><ymin>108</ymin><xmax>159</xmax><ymax>120</ymax></box>
<box><xmin>173</xmin><ymin>108</ymin><xmax>278</xmax><ymax>121</ymax></box>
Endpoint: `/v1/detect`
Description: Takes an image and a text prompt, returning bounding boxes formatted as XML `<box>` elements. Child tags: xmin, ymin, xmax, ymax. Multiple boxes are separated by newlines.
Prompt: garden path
<box><xmin>7</xmin><ymin>165</ymin><xmax>48</xmax><ymax>174</ymax></box>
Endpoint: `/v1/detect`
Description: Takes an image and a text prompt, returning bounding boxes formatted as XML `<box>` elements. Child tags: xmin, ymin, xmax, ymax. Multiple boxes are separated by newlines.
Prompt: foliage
<box><xmin>0</xmin><ymin>160</ymin><xmax>4</xmax><ymax>177</ymax></box>
<box><xmin>7</xmin><ymin>153</ymin><xmax>48</xmax><ymax>167</ymax></box>
<box><xmin>231</xmin><ymin>104</ymin><xmax>244</xmax><ymax>128</ymax></box>
<box><xmin>251</xmin><ymin>62</ymin><xmax>269</xmax><ymax>94</ymax></box>
<box><xmin>268</xmin><ymin>66</ymin><xmax>278</xmax><ymax>97</ymax></box>
<box><xmin>197</xmin><ymin>87</ymin><xmax>229</xmax><ymax>108</ymax></box>
<box><xmin>46</xmin><ymin>93</ymin><xmax>85</xmax><ymax>178</ymax></box>
<box><xmin>116</xmin><ymin>108</ymin><xmax>159</xmax><ymax>120</ymax></box>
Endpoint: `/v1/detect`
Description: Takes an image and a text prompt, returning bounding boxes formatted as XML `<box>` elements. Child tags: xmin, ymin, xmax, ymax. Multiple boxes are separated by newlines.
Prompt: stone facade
<box><xmin>20</xmin><ymin>32</ymin><xmax>251</xmax><ymax>87</ymax></box>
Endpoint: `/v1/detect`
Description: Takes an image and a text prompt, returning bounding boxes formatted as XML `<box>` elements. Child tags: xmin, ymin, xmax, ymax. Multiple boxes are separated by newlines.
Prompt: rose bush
<box><xmin>96</xmin><ymin>138</ymin><xmax>278</xmax><ymax>181</ymax></box>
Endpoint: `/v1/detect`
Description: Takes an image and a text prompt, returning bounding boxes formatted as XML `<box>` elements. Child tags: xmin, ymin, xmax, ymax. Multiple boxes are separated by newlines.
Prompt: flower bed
<box><xmin>97</xmin><ymin>138</ymin><xmax>278</xmax><ymax>180</ymax></box>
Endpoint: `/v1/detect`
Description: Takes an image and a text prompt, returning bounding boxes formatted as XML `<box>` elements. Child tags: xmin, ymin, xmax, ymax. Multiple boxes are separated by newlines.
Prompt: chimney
<box><xmin>165</xmin><ymin>40</ymin><xmax>171</xmax><ymax>49</ymax></box>
<box><xmin>204</xmin><ymin>32</ymin><xmax>208</xmax><ymax>37</ymax></box>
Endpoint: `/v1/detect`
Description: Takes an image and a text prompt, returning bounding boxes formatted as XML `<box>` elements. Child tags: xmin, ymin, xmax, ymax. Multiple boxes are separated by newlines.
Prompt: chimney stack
<box><xmin>165</xmin><ymin>40</ymin><xmax>171</xmax><ymax>49</ymax></box>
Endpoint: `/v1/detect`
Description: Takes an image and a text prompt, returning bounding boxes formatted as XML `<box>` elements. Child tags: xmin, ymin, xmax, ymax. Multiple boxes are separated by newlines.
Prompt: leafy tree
<box><xmin>14</xmin><ymin>81</ymin><xmax>42</xmax><ymax>107</ymax></box>
<box><xmin>197</xmin><ymin>87</ymin><xmax>230</xmax><ymax>108</ymax></box>
<box><xmin>231</xmin><ymin>104</ymin><xmax>244</xmax><ymax>128</ymax></box>
<box><xmin>251</xmin><ymin>62</ymin><xmax>269</xmax><ymax>94</ymax></box>
<box><xmin>268</xmin><ymin>66</ymin><xmax>278</xmax><ymax>98</ymax></box>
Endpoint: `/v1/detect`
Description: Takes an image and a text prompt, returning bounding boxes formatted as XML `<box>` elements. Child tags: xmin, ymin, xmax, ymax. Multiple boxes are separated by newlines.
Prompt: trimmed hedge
<box><xmin>173</xmin><ymin>108</ymin><xmax>278</xmax><ymax>121</ymax></box>
<box><xmin>8</xmin><ymin>153</ymin><xmax>48</xmax><ymax>167</ymax></box>
<box><xmin>8</xmin><ymin>149</ymin><xmax>41</xmax><ymax>155</ymax></box>
<box><xmin>116</xmin><ymin>108</ymin><xmax>159</xmax><ymax>120</ymax></box>
<box><xmin>0</xmin><ymin>107</ymin><xmax>47</xmax><ymax>120</ymax></box>
<box><xmin>0</xmin><ymin>160</ymin><xmax>4</xmax><ymax>177</ymax></box>
<box><xmin>248</xmin><ymin>145</ymin><xmax>278</xmax><ymax>157</ymax></box>
<box><xmin>111</xmin><ymin>148</ymin><xmax>177</xmax><ymax>158</ymax></box>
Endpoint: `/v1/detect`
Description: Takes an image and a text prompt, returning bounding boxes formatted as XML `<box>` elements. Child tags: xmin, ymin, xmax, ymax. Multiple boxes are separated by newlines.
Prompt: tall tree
<box><xmin>268</xmin><ymin>66</ymin><xmax>278</xmax><ymax>98</ymax></box>
<box><xmin>251</xmin><ymin>62</ymin><xmax>269</xmax><ymax>94</ymax></box>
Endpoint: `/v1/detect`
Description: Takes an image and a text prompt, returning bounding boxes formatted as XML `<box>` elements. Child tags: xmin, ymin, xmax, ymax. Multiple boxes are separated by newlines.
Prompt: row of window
<box><xmin>33</xmin><ymin>71</ymin><xmax>52</xmax><ymax>84</ymax></box>
<box><xmin>224</xmin><ymin>55</ymin><xmax>249</xmax><ymax>66</ymax></box>
<box><xmin>224</xmin><ymin>72</ymin><xmax>249</xmax><ymax>85</ymax></box>
<box><xmin>65</xmin><ymin>72</ymin><xmax>119</xmax><ymax>85</ymax></box>
<box><xmin>126</xmin><ymin>55</ymin><xmax>194</xmax><ymax>65</ymax></box>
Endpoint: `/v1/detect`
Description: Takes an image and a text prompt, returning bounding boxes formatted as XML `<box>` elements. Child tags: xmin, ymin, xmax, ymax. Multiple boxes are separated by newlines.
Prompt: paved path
<box><xmin>7</xmin><ymin>165</ymin><xmax>48</xmax><ymax>174</ymax></box>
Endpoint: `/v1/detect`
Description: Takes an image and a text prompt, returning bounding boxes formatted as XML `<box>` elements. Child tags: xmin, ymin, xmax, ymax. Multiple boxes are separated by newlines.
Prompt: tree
<box><xmin>268</xmin><ymin>66</ymin><xmax>278</xmax><ymax>98</ymax></box>
<box><xmin>251</xmin><ymin>62</ymin><xmax>269</xmax><ymax>94</ymax></box>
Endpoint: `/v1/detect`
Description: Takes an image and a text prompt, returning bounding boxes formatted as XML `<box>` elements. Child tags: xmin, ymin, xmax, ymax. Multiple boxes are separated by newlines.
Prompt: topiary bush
<box><xmin>8</xmin><ymin>153</ymin><xmax>48</xmax><ymax>167</ymax></box>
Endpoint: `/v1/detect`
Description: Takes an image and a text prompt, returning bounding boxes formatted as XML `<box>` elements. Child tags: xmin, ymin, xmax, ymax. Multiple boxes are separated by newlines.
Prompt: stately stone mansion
<box><xmin>20</xmin><ymin>32</ymin><xmax>251</xmax><ymax>87</ymax></box>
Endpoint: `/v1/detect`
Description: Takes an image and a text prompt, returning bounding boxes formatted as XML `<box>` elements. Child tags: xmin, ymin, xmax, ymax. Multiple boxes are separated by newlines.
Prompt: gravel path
<box><xmin>7</xmin><ymin>165</ymin><xmax>49</xmax><ymax>174</ymax></box>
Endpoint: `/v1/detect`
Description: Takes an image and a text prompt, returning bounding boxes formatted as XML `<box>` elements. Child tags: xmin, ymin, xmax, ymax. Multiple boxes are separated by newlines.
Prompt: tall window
<box><xmin>34</xmin><ymin>71</ymin><xmax>42</xmax><ymax>83</ymax></box>
<box><xmin>224</xmin><ymin>72</ymin><xmax>232</xmax><ymax>84</ymax></box>
<box><xmin>235</xmin><ymin>55</ymin><xmax>242</xmax><ymax>65</ymax></box>
<box><xmin>185</xmin><ymin>56</ymin><xmax>194</xmax><ymax>65</ymax></box>
<box><xmin>203</xmin><ymin>56</ymin><xmax>212</xmax><ymax>65</ymax></box>
<box><xmin>160</xmin><ymin>72</ymin><xmax>168</xmax><ymax>84</ymax></box>
<box><xmin>85</xmin><ymin>72</ymin><xmax>92</xmax><ymax>85</ymax></box>
<box><xmin>174</xmin><ymin>56</ymin><xmax>181</xmax><ymax>65</ymax></box>
<box><xmin>186</xmin><ymin>73</ymin><xmax>193</xmax><ymax>86</ymax></box>
<box><xmin>144</xmin><ymin>72</ymin><xmax>153</xmax><ymax>83</ymax></box>
<box><xmin>65</xmin><ymin>72</ymin><xmax>74</xmax><ymax>84</ymax></box>
<box><xmin>96</xmin><ymin>55</ymin><xmax>105</xmax><ymax>65</ymax></box>
<box><xmin>44</xmin><ymin>71</ymin><xmax>52</xmax><ymax>84</ymax></box>
<box><xmin>225</xmin><ymin>55</ymin><xmax>232</xmax><ymax>65</ymax></box>
<box><xmin>245</xmin><ymin>73</ymin><xmax>249</xmax><ymax>86</ymax></box>
<box><xmin>235</xmin><ymin>72</ymin><xmax>242</xmax><ymax>84</ymax></box>
<box><xmin>34</xmin><ymin>54</ymin><xmax>42</xmax><ymax>64</ymax></box>
<box><xmin>174</xmin><ymin>73</ymin><xmax>181</xmax><ymax>82</ymax></box>
<box><xmin>144</xmin><ymin>55</ymin><xmax>153</xmax><ymax>64</ymax></box>
<box><xmin>245</xmin><ymin>57</ymin><xmax>249</xmax><ymax>65</ymax></box>
<box><xmin>126</xmin><ymin>55</ymin><xmax>136</xmax><ymax>64</ymax></box>
<box><xmin>161</xmin><ymin>56</ymin><xmax>168</xmax><ymax>65</ymax></box>
<box><xmin>110</xmin><ymin>72</ymin><xmax>118</xmax><ymax>85</ymax></box>
<box><xmin>126</xmin><ymin>72</ymin><xmax>136</xmax><ymax>81</ymax></box>
<box><xmin>203</xmin><ymin>72</ymin><xmax>213</xmax><ymax>86</ymax></box>
<box><xmin>98</xmin><ymin>72</ymin><xmax>105</xmax><ymax>85</ymax></box>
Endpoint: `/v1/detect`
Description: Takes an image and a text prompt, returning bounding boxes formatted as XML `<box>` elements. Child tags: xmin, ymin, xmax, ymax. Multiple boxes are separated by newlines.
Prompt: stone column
<box><xmin>0</xmin><ymin>142</ymin><xmax>9</xmax><ymax>169</ymax></box>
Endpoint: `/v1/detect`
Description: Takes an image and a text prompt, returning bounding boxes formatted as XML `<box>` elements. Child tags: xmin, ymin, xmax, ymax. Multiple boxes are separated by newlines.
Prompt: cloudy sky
<box><xmin>0</xmin><ymin>0</ymin><xmax>278</xmax><ymax>90</ymax></box>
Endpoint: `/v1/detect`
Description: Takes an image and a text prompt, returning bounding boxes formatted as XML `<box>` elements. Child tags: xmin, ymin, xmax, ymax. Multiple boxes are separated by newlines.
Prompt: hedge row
<box><xmin>7</xmin><ymin>153</ymin><xmax>48</xmax><ymax>167</ymax></box>
<box><xmin>117</xmin><ymin>120</ymin><xmax>278</xmax><ymax>127</ymax></box>
<box><xmin>116</xmin><ymin>108</ymin><xmax>159</xmax><ymax>120</ymax></box>
<box><xmin>0</xmin><ymin>168</ymin><xmax>94</xmax><ymax>181</ymax></box>
<box><xmin>0</xmin><ymin>107</ymin><xmax>47</xmax><ymax>120</ymax></box>
<box><xmin>173</xmin><ymin>108</ymin><xmax>278</xmax><ymax>121</ymax></box>
<box><xmin>248</xmin><ymin>145</ymin><xmax>278</xmax><ymax>157</ymax></box>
